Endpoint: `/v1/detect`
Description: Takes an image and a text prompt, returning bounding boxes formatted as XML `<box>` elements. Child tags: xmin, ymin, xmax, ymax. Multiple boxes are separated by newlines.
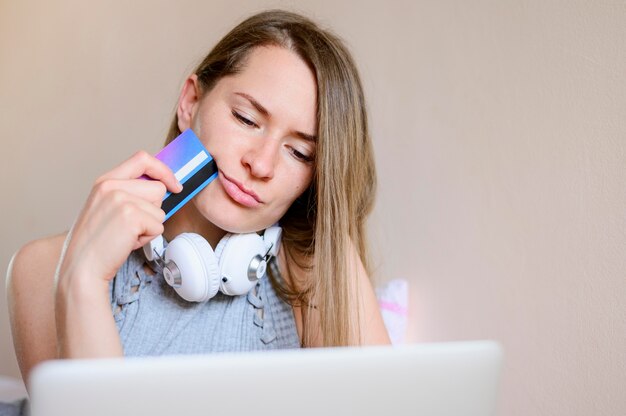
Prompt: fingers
<box><xmin>123</xmin><ymin>193</ymin><xmax>166</xmax><ymax>225</ymax></box>
<box><xmin>127</xmin><ymin>196</ymin><xmax>166</xmax><ymax>249</ymax></box>
<box><xmin>97</xmin><ymin>150</ymin><xmax>183</xmax><ymax>194</ymax></box>
<box><xmin>93</xmin><ymin>179</ymin><xmax>169</xmax><ymax>207</ymax></box>
<box><xmin>135</xmin><ymin>234</ymin><xmax>164</xmax><ymax>250</ymax></box>
<box><xmin>105</xmin><ymin>192</ymin><xmax>166</xmax><ymax>248</ymax></box>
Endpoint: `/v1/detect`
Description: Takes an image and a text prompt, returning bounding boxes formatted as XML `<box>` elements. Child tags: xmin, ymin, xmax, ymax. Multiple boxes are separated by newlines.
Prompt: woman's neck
<box><xmin>162</xmin><ymin>202</ymin><xmax>226</xmax><ymax>247</ymax></box>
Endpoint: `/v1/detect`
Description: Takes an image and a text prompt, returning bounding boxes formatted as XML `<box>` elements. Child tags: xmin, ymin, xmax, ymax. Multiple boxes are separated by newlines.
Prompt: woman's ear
<box><xmin>176</xmin><ymin>74</ymin><xmax>201</xmax><ymax>132</ymax></box>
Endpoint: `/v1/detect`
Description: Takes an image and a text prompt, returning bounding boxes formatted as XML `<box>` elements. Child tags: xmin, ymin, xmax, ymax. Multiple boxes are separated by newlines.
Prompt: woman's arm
<box><xmin>7</xmin><ymin>233</ymin><xmax>66</xmax><ymax>385</ymax></box>
<box><xmin>8</xmin><ymin>150</ymin><xmax>181</xmax><ymax>385</ymax></box>
<box><xmin>7</xmin><ymin>229</ymin><xmax>132</xmax><ymax>384</ymax></box>
<box><xmin>53</xmin><ymin>151</ymin><xmax>180</xmax><ymax>358</ymax></box>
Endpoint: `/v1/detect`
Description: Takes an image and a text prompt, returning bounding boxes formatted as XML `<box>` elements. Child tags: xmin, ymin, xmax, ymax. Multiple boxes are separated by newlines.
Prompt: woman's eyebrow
<box><xmin>235</xmin><ymin>92</ymin><xmax>270</xmax><ymax>117</ymax></box>
<box><xmin>296</xmin><ymin>131</ymin><xmax>317</xmax><ymax>143</ymax></box>
<box><xmin>234</xmin><ymin>92</ymin><xmax>317</xmax><ymax>143</ymax></box>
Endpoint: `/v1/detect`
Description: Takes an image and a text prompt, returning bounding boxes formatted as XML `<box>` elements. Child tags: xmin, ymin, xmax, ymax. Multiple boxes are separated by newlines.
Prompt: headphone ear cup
<box><xmin>163</xmin><ymin>233</ymin><xmax>221</xmax><ymax>302</ymax></box>
<box><xmin>218</xmin><ymin>233</ymin><xmax>268</xmax><ymax>296</ymax></box>
<box><xmin>214</xmin><ymin>233</ymin><xmax>232</xmax><ymax>263</ymax></box>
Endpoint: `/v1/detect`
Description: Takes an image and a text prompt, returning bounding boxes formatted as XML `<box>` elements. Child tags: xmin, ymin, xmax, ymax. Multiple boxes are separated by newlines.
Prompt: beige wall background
<box><xmin>1</xmin><ymin>0</ymin><xmax>624</xmax><ymax>414</ymax></box>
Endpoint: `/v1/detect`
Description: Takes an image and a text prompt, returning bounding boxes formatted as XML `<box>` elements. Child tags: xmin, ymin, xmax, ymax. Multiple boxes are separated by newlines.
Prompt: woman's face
<box><xmin>177</xmin><ymin>45</ymin><xmax>317</xmax><ymax>234</ymax></box>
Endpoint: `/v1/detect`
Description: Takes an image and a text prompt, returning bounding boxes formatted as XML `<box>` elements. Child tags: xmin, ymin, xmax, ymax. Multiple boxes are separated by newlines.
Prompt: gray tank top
<box><xmin>109</xmin><ymin>250</ymin><xmax>301</xmax><ymax>355</ymax></box>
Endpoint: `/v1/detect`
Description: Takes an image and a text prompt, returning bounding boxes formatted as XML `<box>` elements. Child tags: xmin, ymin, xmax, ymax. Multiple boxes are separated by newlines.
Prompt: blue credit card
<box><xmin>152</xmin><ymin>129</ymin><xmax>217</xmax><ymax>221</ymax></box>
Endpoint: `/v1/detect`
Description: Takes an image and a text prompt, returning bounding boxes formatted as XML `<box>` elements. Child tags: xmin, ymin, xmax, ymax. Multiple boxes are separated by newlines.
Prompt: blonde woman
<box><xmin>7</xmin><ymin>10</ymin><xmax>390</xmax><ymax>395</ymax></box>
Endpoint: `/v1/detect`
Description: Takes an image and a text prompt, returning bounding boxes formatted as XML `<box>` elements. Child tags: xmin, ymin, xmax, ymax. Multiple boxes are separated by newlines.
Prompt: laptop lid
<box><xmin>29</xmin><ymin>340</ymin><xmax>502</xmax><ymax>416</ymax></box>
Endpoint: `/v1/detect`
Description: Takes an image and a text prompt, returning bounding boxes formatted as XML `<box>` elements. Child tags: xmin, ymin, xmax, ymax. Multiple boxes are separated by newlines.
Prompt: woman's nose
<box><xmin>241</xmin><ymin>138</ymin><xmax>279</xmax><ymax>180</ymax></box>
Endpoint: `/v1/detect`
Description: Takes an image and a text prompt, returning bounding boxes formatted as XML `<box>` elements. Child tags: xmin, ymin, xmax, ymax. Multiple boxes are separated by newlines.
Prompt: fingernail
<box><xmin>177</xmin><ymin>181</ymin><xmax>184</xmax><ymax>191</ymax></box>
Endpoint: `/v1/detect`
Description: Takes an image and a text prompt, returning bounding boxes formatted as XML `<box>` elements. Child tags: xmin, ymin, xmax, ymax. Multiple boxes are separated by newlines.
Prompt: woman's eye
<box><xmin>232</xmin><ymin>110</ymin><xmax>258</xmax><ymax>128</ymax></box>
<box><xmin>291</xmin><ymin>148</ymin><xmax>314</xmax><ymax>163</ymax></box>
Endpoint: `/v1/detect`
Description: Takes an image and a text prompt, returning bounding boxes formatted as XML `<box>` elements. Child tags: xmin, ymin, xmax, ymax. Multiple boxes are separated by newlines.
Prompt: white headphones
<box><xmin>142</xmin><ymin>225</ymin><xmax>282</xmax><ymax>302</ymax></box>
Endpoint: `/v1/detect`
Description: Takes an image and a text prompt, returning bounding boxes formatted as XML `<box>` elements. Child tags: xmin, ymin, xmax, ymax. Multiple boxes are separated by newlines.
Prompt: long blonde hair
<box><xmin>164</xmin><ymin>10</ymin><xmax>376</xmax><ymax>347</ymax></box>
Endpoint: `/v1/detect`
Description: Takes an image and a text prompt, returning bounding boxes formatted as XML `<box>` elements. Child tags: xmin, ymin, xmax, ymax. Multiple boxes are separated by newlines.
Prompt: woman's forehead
<box><xmin>218</xmin><ymin>46</ymin><xmax>318</xmax><ymax>133</ymax></box>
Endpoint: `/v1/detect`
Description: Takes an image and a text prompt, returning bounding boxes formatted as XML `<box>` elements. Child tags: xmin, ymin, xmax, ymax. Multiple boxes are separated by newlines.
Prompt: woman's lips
<box><xmin>218</xmin><ymin>171</ymin><xmax>262</xmax><ymax>208</ymax></box>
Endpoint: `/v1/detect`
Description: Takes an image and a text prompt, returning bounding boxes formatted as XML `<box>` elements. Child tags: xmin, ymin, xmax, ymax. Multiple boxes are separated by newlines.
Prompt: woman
<box><xmin>7</xmin><ymin>9</ymin><xmax>390</xmax><ymax>389</ymax></box>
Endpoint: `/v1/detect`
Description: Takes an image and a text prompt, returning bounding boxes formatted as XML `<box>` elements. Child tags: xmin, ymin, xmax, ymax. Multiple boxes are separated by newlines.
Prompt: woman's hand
<box><xmin>54</xmin><ymin>150</ymin><xmax>182</xmax><ymax>358</ymax></box>
<box><xmin>58</xmin><ymin>150</ymin><xmax>182</xmax><ymax>286</ymax></box>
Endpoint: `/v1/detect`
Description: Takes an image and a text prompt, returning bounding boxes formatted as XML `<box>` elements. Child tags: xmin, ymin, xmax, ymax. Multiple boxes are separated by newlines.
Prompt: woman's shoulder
<box><xmin>8</xmin><ymin>233</ymin><xmax>67</xmax><ymax>288</ymax></box>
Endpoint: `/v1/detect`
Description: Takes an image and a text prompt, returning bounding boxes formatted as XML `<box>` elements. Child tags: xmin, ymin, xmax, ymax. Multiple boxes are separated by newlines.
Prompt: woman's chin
<box><xmin>193</xmin><ymin>193</ymin><xmax>281</xmax><ymax>234</ymax></box>
<box><xmin>197</xmin><ymin>209</ymin><xmax>265</xmax><ymax>235</ymax></box>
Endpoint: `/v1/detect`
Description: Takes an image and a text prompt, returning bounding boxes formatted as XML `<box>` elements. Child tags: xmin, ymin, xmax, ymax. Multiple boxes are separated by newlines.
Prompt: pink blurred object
<box><xmin>375</xmin><ymin>279</ymin><xmax>409</xmax><ymax>345</ymax></box>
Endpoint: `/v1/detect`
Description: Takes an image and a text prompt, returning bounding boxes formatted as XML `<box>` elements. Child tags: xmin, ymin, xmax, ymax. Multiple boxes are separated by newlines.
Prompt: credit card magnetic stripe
<box><xmin>162</xmin><ymin>159</ymin><xmax>217</xmax><ymax>221</ymax></box>
<box><xmin>161</xmin><ymin>149</ymin><xmax>210</xmax><ymax>201</ymax></box>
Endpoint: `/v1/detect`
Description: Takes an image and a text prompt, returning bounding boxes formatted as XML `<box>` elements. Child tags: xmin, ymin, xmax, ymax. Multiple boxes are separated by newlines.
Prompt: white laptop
<box><xmin>29</xmin><ymin>341</ymin><xmax>502</xmax><ymax>416</ymax></box>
